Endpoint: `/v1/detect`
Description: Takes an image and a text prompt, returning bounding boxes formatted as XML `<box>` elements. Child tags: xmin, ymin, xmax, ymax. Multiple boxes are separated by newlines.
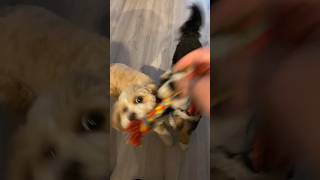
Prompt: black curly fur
<box><xmin>172</xmin><ymin>4</ymin><xmax>203</xmax><ymax>65</ymax></box>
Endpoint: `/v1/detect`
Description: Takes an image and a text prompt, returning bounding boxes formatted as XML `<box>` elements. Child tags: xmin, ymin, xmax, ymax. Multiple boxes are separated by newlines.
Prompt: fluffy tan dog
<box><xmin>110</xmin><ymin>63</ymin><xmax>173</xmax><ymax>146</ymax></box>
<box><xmin>110</xmin><ymin>63</ymin><xmax>155</xmax><ymax>98</ymax></box>
<box><xmin>0</xmin><ymin>5</ymin><xmax>109</xmax><ymax>180</ymax></box>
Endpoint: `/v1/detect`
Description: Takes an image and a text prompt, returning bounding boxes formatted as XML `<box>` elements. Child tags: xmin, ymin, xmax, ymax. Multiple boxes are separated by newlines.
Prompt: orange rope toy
<box><xmin>125</xmin><ymin>97</ymin><xmax>175</xmax><ymax>147</ymax></box>
<box><xmin>125</xmin><ymin>65</ymin><xmax>210</xmax><ymax>147</ymax></box>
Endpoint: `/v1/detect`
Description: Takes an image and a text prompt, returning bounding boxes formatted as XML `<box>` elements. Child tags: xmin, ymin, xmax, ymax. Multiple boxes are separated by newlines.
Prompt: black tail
<box><xmin>180</xmin><ymin>5</ymin><xmax>203</xmax><ymax>38</ymax></box>
<box><xmin>172</xmin><ymin>5</ymin><xmax>203</xmax><ymax>65</ymax></box>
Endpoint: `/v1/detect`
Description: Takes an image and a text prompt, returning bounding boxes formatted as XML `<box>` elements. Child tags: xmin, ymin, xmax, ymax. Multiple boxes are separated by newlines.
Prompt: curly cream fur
<box><xmin>110</xmin><ymin>63</ymin><xmax>155</xmax><ymax>97</ymax></box>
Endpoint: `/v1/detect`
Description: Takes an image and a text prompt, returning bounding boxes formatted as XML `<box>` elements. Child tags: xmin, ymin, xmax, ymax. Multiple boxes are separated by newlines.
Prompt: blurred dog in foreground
<box><xmin>0</xmin><ymin>6</ymin><xmax>109</xmax><ymax>180</ymax></box>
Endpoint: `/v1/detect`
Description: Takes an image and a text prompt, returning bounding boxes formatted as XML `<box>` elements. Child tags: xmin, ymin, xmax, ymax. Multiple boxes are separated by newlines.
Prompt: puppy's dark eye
<box><xmin>43</xmin><ymin>146</ymin><xmax>57</xmax><ymax>160</ymax></box>
<box><xmin>134</xmin><ymin>96</ymin><xmax>144</xmax><ymax>104</ymax></box>
<box><xmin>81</xmin><ymin>111</ymin><xmax>105</xmax><ymax>132</ymax></box>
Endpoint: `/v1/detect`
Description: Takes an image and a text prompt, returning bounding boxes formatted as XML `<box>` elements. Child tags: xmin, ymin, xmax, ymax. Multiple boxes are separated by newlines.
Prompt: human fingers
<box><xmin>191</xmin><ymin>75</ymin><xmax>210</xmax><ymax>115</ymax></box>
<box><xmin>173</xmin><ymin>48</ymin><xmax>210</xmax><ymax>72</ymax></box>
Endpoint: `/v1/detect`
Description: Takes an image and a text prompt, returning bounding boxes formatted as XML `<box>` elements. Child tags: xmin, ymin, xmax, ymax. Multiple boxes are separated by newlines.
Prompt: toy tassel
<box><xmin>125</xmin><ymin>98</ymin><xmax>172</xmax><ymax>147</ymax></box>
<box><xmin>126</xmin><ymin>120</ymin><xmax>143</xmax><ymax>147</ymax></box>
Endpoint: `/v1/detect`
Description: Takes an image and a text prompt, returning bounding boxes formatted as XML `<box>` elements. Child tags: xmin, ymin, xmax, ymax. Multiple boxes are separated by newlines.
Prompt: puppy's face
<box><xmin>112</xmin><ymin>84</ymin><xmax>157</xmax><ymax>130</ymax></box>
<box><xmin>8</xmin><ymin>74</ymin><xmax>109</xmax><ymax>180</ymax></box>
<box><xmin>158</xmin><ymin>70</ymin><xmax>189</xmax><ymax>109</ymax></box>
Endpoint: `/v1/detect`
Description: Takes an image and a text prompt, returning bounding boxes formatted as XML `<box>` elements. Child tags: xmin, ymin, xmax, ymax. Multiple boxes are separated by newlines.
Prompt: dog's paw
<box><xmin>160</xmin><ymin>134</ymin><xmax>174</xmax><ymax>147</ymax></box>
<box><xmin>179</xmin><ymin>142</ymin><xmax>189</xmax><ymax>151</ymax></box>
<box><xmin>168</xmin><ymin>114</ymin><xmax>177</xmax><ymax>129</ymax></box>
<box><xmin>154</xmin><ymin>124</ymin><xmax>173</xmax><ymax>146</ymax></box>
<box><xmin>156</xmin><ymin>131</ymin><xmax>173</xmax><ymax>147</ymax></box>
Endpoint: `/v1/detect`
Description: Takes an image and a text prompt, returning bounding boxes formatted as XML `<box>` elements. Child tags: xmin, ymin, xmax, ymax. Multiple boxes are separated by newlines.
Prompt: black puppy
<box><xmin>172</xmin><ymin>5</ymin><xmax>203</xmax><ymax>65</ymax></box>
<box><xmin>158</xmin><ymin>4</ymin><xmax>203</xmax><ymax>150</ymax></box>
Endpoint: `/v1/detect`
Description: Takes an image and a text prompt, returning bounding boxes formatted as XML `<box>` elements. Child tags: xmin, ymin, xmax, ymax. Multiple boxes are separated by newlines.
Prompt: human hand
<box><xmin>173</xmin><ymin>48</ymin><xmax>210</xmax><ymax>115</ymax></box>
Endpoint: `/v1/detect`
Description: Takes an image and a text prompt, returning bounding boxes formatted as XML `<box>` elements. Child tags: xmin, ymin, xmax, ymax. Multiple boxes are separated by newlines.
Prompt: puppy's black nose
<box><xmin>62</xmin><ymin>161</ymin><xmax>83</xmax><ymax>180</ymax></box>
<box><xmin>129</xmin><ymin>113</ymin><xmax>137</xmax><ymax>120</ymax></box>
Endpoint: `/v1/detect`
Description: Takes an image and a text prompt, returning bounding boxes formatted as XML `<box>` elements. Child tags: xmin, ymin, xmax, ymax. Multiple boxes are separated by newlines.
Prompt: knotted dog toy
<box><xmin>125</xmin><ymin>64</ymin><xmax>210</xmax><ymax>147</ymax></box>
<box><xmin>125</xmin><ymin>97</ymin><xmax>175</xmax><ymax>147</ymax></box>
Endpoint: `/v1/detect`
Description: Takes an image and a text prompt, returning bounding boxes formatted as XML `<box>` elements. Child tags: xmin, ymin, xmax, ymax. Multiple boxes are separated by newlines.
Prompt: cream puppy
<box><xmin>110</xmin><ymin>63</ymin><xmax>173</xmax><ymax>146</ymax></box>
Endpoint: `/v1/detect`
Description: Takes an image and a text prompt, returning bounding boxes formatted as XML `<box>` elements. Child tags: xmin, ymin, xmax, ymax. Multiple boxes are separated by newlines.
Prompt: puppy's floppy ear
<box><xmin>0</xmin><ymin>75</ymin><xmax>35</xmax><ymax>119</ymax></box>
<box><xmin>111</xmin><ymin>102</ymin><xmax>122</xmax><ymax>131</ymax></box>
<box><xmin>110</xmin><ymin>85</ymin><xmax>120</xmax><ymax>98</ymax></box>
<box><xmin>110</xmin><ymin>63</ymin><xmax>124</xmax><ymax>98</ymax></box>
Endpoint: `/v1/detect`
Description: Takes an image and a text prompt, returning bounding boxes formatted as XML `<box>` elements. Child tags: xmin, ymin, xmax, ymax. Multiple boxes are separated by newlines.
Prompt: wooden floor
<box><xmin>110</xmin><ymin>0</ymin><xmax>210</xmax><ymax>179</ymax></box>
